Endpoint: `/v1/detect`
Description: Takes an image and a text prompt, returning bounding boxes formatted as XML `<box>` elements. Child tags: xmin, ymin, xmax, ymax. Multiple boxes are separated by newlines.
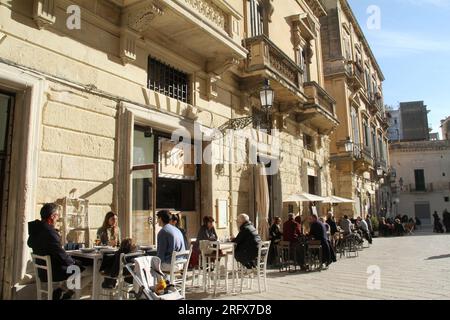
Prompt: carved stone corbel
<box><xmin>119</xmin><ymin>29</ymin><xmax>138</xmax><ymax>65</ymax></box>
<box><xmin>262</xmin><ymin>0</ymin><xmax>274</xmax><ymax>22</ymax></box>
<box><xmin>206</xmin><ymin>57</ymin><xmax>241</xmax><ymax>76</ymax></box>
<box><xmin>33</xmin><ymin>0</ymin><xmax>56</xmax><ymax>30</ymax></box>
<box><xmin>123</xmin><ymin>1</ymin><xmax>164</xmax><ymax>33</ymax></box>
<box><xmin>207</xmin><ymin>74</ymin><xmax>221</xmax><ymax>100</ymax></box>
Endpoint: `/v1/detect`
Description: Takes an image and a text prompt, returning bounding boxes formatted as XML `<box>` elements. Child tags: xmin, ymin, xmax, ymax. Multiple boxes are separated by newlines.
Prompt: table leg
<box><xmin>92</xmin><ymin>258</ymin><xmax>99</xmax><ymax>300</ymax></box>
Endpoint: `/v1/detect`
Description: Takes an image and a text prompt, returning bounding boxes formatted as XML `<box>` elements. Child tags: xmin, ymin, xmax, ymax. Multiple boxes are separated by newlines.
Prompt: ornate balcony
<box><xmin>113</xmin><ymin>0</ymin><xmax>247</xmax><ymax>70</ymax></box>
<box><xmin>300</xmin><ymin>81</ymin><xmax>339</xmax><ymax>134</ymax></box>
<box><xmin>241</xmin><ymin>35</ymin><xmax>307</xmax><ymax>105</ymax></box>
<box><xmin>346</xmin><ymin>61</ymin><xmax>365</xmax><ymax>91</ymax></box>
<box><xmin>353</xmin><ymin>144</ymin><xmax>374</xmax><ymax>172</ymax></box>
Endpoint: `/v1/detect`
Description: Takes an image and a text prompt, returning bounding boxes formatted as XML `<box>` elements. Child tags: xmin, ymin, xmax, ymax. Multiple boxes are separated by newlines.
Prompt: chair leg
<box><xmin>240</xmin><ymin>266</ymin><xmax>244</xmax><ymax>293</ymax></box>
<box><xmin>257</xmin><ymin>269</ymin><xmax>261</xmax><ymax>293</ymax></box>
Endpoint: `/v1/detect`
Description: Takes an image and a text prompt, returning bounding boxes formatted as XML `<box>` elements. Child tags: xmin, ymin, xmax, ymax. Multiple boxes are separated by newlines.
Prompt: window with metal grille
<box><xmin>148</xmin><ymin>57</ymin><xmax>189</xmax><ymax>103</ymax></box>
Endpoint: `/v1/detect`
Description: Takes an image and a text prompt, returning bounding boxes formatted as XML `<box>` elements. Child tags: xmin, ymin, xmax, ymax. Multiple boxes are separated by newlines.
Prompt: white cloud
<box><xmin>395</xmin><ymin>0</ymin><xmax>450</xmax><ymax>7</ymax></box>
<box><xmin>366</xmin><ymin>30</ymin><xmax>450</xmax><ymax>57</ymax></box>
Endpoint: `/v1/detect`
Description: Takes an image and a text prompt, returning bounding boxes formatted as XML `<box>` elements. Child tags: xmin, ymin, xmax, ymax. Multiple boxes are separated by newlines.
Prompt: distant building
<box><xmin>399</xmin><ymin>101</ymin><xmax>430</xmax><ymax>141</ymax></box>
<box><xmin>387</xmin><ymin>101</ymin><xmax>431</xmax><ymax>142</ymax></box>
<box><xmin>441</xmin><ymin>117</ymin><xmax>450</xmax><ymax>140</ymax></box>
<box><xmin>390</xmin><ymin>140</ymin><xmax>450</xmax><ymax>225</ymax></box>
<box><xmin>386</xmin><ymin>108</ymin><xmax>402</xmax><ymax>141</ymax></box>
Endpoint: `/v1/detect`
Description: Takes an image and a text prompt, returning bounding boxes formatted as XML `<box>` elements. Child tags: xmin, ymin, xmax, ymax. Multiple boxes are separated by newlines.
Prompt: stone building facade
<box><xmin>320</xmin><ymin>0</ymin><xmax>390</xmax><ymax>218</ymax></box>
<box><xmin>389</xmin><ymin>140</ymin><xmax>450</xmax><ymax>225</ymax></box>
<box><xmin>0</xmin><ymin>0</ymin><xmax>339</xmax><ymax>299</ymax></box>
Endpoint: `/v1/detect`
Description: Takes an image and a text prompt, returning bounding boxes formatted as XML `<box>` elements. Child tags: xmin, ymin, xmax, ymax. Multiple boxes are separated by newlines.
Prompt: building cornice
<box><xmin>390</xmin><ymin>140</ymin><xmax>450</xmax><ymax>152</ymax></box>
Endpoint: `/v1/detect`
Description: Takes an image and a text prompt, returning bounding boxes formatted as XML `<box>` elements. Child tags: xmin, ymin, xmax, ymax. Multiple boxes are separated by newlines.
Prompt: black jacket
<box><xmin>326</xmin><ymin>218</ymin><xmax>338</xmax><ymax>235</ymax></box>
<box><xmin>269</xmin><ymin>223</ymin><xmax>282</xmax><ymax>242</ymax></box>
<box><xmin>310</xmin><ymin>221</ymin><xmax>328</xmax><ymax>242</ymax></box>
<box><xmin>233</xmin><ymin>222</ymin><xmax>261</xmax><ymax>268</ymax></box>
<box><xmin>28</xmin><ymin>220</ymin><xmax>75</xmax><ymax>282</ymax></box>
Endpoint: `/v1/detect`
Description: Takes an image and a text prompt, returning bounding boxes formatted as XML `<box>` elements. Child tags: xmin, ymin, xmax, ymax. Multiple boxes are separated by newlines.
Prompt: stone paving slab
<box><xmin>187</xmin><ymin>229</ymin><xmax>450</xmax><ymax>300</ymax></box>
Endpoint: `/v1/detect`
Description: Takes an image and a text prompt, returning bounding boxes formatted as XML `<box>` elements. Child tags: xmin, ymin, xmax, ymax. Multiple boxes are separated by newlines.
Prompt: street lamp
<box><xmin>376</xmin><ymin>166</ymin><xmax>383</xmax><ymax>177</ymax></box>
<box><xmin>260</xmin><ymin>79</ymin><xmax>274</xmax><ymax>110</ymax></box>
<box><xmin>344</xmin><ymin>137</ymin><xmax>354</xmax><ymax>152</ymax></box>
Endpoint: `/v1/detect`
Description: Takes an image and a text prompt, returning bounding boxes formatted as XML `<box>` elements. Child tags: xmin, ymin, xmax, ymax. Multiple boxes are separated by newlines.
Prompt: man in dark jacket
<box><xmin>28</xmin><ymin>203</ymin><xmax>83</xmax><ymax>299</ymax></box>
<box><xmin>308</xmin><ymin>213</ymin><xmax>336</xmax><ymax>266</ymax></box>
<box><xmin>232</xmin><ymin>214</ymin><xmax>261</xmax><ymax>269</ymax></box>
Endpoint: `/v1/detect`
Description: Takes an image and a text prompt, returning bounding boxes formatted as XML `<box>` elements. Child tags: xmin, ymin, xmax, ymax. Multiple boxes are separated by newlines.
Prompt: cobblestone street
<box><xmin>188</xmin><ymin>228</ymin><xmax>450</xmax><ymax>300</ymax></box>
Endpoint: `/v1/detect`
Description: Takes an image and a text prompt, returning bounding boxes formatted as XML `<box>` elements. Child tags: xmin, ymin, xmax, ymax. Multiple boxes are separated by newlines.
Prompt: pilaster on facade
<box><xmin>33</xmin><ymin>0</ymin><xmax>56</xmax><ymax>30</ymax></box>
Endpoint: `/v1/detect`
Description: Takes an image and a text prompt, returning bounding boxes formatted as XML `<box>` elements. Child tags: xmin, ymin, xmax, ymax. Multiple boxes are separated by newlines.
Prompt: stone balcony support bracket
<box><xmin>122</xmin><ymin>1</ymin><xmax>164</xmax><ymax>33</ymax></box>
<box><xmin>119</xmin><ymin>29</ymin><xmax>138</xmax><ymax>65</ymax></box>
<box><xmin>33</xmin><ymin>0</ymin><xmax>56</xmax><ymax>30</ymax></box>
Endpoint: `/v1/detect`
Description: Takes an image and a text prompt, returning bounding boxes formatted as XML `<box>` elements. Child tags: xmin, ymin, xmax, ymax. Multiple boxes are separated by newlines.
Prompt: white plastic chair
<box><xmin>99</xmin><ymin>251</ymin><xmax>144</xmax><ymax>300</ymax></box>
<box><xmin>237</xmin><ymin>241</ymin><xmax>270</xmax><ymax>293</ymax></box>
<box><xmin>169</xmin><ymin>245</ymin><xmax>193</xmax><ymax>298</ymax></box>
<box><xmin>31</xmin><ymin>254</ymin><xmax>62</xmax><ymax>300</ymax></box>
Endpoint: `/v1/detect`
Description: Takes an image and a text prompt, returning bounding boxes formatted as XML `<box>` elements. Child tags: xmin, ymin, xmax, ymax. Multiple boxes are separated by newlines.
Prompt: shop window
<box><xmin>156</xmin><ymin>178</ymin><xmax>195</xmax><ymax>211</ymax></box>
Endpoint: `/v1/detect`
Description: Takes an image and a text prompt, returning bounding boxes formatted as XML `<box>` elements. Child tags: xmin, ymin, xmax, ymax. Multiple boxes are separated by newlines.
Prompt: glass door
<box><xmin>131</xmin><ymin>164</ymin><xmax>156</xmax><ymax>245</ymax></box>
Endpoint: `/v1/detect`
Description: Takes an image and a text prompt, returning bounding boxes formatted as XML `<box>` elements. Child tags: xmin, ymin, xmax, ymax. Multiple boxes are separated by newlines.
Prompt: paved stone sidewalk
<box><xmin>187</xmin><ymin>228</ymin><xmax>450</xmax><ymax>300</ymax></box>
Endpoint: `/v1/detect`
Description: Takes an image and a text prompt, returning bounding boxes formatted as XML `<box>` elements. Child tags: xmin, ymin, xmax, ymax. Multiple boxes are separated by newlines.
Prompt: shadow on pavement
<box><xmin>425</xmin><ymin>254</ymin><xmax>450</xmax><ymax>260</ymax></box>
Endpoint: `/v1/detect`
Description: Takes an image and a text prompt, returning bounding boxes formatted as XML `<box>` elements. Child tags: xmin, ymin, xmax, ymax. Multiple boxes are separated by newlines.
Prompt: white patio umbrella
<box><xmin>322</xmin><ymin>195</ymin><xmax>355</xmax><ymax>204</ymax></box>
<box><xmin>283</xmin><ymin>192</ymin><xmax>326</xmax><ymax>203</ymax></box>
<box><xmin>283</xmin><ymin>192</ymin><xmax>325</xmax><ymax>217</ymax></box>
<box><xmin>255</xmin><ymin>163</ymin><xmax>270</xmax><ymax>241</ymax></box>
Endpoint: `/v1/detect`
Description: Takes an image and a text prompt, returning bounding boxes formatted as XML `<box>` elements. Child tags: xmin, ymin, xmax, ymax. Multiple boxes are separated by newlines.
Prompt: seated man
<box><xmin>282</xmin><ymin>213</ymin><xmax>306</xmax><ymax>269</ymax></box>
<box><xmin>308</xmin><ymin>213</ymin><xmax>336</xmax><ymax>266</ymax></box>
<box><xmin>232</xmin><ymin>214</ymin><xmax>261</xmax><ymax>269</ymax></box>
<box><xmin>339</xmin><ymin>215</ymin><xmax>353</xmax><ymax>236</ymax></box>
<box><xmin>27</xmin><ymin>203</ymin><xmax>86</xmax><ymax>300</ymax></box>
<box><xmin>356</xmin><ymin>216</ymin><xmax>372</xmax><ymax>244</ymax></box>
<box><xmin>156</xmin><ymin>210</ymin><xmax>186</xmax><ymax>272</ymax></box>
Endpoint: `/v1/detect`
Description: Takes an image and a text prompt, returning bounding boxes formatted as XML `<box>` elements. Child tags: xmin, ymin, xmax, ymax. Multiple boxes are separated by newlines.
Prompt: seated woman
<box><xmin>170</xmin><ymin>213</ymin><xmax>188</xmax><ymax>250</ymax></box>
<box><xmin>97</xmin><ymin>211</ymin><xmax>121</xmax><ymax>247</ymax></box>
<box><xmin>190</xmin><ymin>216</ymin><xmax>218</xmax><ymax>268</ymax></box>
<box><xmin>100</xmin><ymin>238</ymin><xmax>139</xmax><ymax>288</ymax></box>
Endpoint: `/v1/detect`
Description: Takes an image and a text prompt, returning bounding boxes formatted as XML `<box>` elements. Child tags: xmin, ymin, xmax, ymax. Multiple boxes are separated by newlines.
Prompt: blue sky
<box><xmin>347</xmin><ymin>0</ymin><xmax>450</xmax><ymax>135</ymax></box>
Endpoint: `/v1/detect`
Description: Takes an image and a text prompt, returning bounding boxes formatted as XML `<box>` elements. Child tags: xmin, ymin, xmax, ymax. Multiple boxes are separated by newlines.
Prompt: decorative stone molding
<box><xmin>125</xmin><ymin>1</ymin><xmax>164</xmax><ymax>33</ymax></box>
<box><xmin>180</xmin><ymin>0</ymin><xmax>227</xmax><ymax>31</ymax></box>
<box><xmin>262</xmin><ymin>0</ymin><xmax>274</xmax><ymax>22</ymax></box>
<box><xmin>33</xmin><ymin>0</ymin><xmax>56</xmax><ymax>30</ymax></box>
<box><xmin>119</xmin><ymin>29</ymin><xmax>138</xmax><ymax>65</ymax></box>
